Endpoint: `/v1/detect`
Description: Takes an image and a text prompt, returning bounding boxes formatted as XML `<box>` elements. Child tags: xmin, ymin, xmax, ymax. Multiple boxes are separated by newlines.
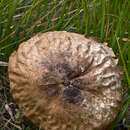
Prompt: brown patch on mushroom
<box><xmin>8</xmin><ymin>31</ymin><xmax>123</xmax><ymax>130</ymax></box>
<box><xmin>62</xmin><ymin>87</ymin><xmax>84</xmax><ymax>105</ymax></box>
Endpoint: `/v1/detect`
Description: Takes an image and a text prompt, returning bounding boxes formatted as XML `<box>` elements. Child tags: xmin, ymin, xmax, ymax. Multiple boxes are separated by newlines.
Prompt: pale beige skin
<box><xmin>8</xmin><ymin>31</ymin><xmax>123</xmax><ymax>130</ymax></box>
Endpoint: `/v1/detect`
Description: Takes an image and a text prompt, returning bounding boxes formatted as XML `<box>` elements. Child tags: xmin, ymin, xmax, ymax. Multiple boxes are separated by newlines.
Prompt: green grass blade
<box><xmin>54</xmin><ymin>0</ymin><xmax>71</xmax><ymax>30</ymax></box>
<box><xmin>29</xmin><ymin>0</ymin><xmax>63</xmax><ymax>32</ymax></box>
<box><xmin>112</xmin><ymin>1</ymin><xmax>128</xmax><ymax>49</ymax></box>
<box><xmin>81</xmin><ymin>0</ymin><xmax>88</xmax><ymax>36</ymax></box>
<box><xmin>4</xmin><ymin>0</ymin><xmax>18</xmax><ymax>36</ymax></box>
<box><xmin>22</xmin><ymin>0</ymin><xmax>41</xmax><ymax>24</ymax></box>
<box><xmin>100</xmin><ymin>0</ymin><xmax>106</xmax><ymax>42</ymax></box>
<box><xmin>35</xmin><ymin>0</ymin><xmax>41</xmax><ymax>21</ymax></box>
<box><xmin>116</xmin><ymin>36</ymin><xmax>130</xmax><ymax>86</ymax></box>
<box><xmin>128</xmin><ymin>45</ymin><xmax>130</xmax><ymax>80</ymax></box>
<box><xmin>112</xmin><ymin>99</ymin><xmax>130</xmax><ymax>129</ymax></box>
<box><xmin>63</xmin><ymin>9</ymin><xmax>82</xmax><ymax>30</ymax></box>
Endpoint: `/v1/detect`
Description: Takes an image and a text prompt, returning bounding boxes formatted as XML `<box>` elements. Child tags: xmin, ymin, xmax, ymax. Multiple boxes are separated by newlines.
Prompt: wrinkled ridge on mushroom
<box><xmin>8</xmin><ymin>31</ymin><xmax>123</xmax><ymax>130</ymax></box>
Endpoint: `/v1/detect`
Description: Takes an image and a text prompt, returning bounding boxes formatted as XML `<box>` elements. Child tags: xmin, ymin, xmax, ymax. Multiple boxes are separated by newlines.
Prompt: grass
<box><xmin>0</xmin><ymin>0</ymin><xmax>130</xmax><ymax>130</ymax></box>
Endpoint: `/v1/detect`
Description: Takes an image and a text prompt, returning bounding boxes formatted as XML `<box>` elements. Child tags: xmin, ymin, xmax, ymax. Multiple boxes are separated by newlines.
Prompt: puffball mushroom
<box><xmin>8</xmin><ymin>31</ymin><xmax>123</xmax><ymax>130</ymax></box>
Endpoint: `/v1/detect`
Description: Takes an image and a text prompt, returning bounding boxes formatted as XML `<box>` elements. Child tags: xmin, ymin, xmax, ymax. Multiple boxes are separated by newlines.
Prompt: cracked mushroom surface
<box><xmin>8</xmin><ymin>31</ymin><xmax>123</xmax><ymax>130</ymax></box>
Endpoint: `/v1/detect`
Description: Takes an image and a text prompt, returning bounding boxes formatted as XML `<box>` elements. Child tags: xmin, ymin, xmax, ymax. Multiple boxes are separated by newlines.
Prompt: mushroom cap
<box><xmin>8</xmin><ymin>31</ymin><xmax>123</xmax><ymax>130</ymax></box>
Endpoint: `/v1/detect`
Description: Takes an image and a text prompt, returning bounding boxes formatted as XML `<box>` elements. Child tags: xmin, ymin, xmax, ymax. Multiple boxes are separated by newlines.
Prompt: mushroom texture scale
<box><xmin>8</xmin><ymin>31</ymin><xmax>123</xmax><ymax>130</ymax></box>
